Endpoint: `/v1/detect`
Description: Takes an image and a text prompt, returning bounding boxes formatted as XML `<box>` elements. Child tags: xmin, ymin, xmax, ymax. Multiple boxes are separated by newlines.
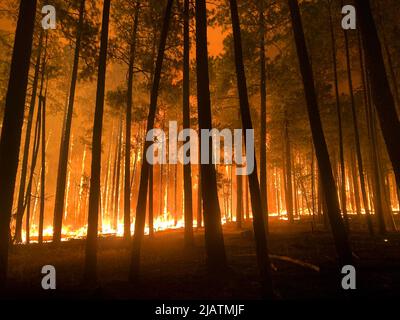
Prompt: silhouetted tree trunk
<box><xmin>39</xmin><ymin>92</ymin><xmax>47</xmax><ymax>244</ymax></box>
<box><xmin>195</xmin><ymin>0</ymin><xmax>227</xmax><ymax>272</ymax></box>
<box><xmin>258</xmin><ymin>0</ymin><xmax>268</xmax><ymax>230</ymax></box>
<box><xmin>375</xmin><ymin>2</ymin><xmax>400</xmax><ymax>114</ymax></box>
<box><xmin>350</xmin><ymin>151</ymin><xmax>361</xmax><ymax>216</ymax></box>
<box><xmin>283</xmin><ymin>114</ymin><xmax>294</xmax><ymax>223</ymax></box>
<box><xmin>114</xmin><ymin>116</ymin><xmax>123</xmax><ymax>229</ymax></box>
<box><xmin>367</xmin><ymin>91</ymin><xmax>387</xmax><ymax>235</ymax></box>
<box><xmin>197</xmin><ymin>171</ymin><xmax>202</xmax><ymax>228</ymax></box>
<box><xmin>25</xmin><ymin>87</ymin><xmax>42</xmax><ymax>244</ymax></box>
<box><xmin>236</xmin><ymin>172</ymin><xmax>243</xmax><ymax>229</ymax></box>
<box><xmin>39</xmin><ymin>37</ymin><xmax>48</xmax><ymax>244</ymax></box>
<box><xmin>229</xmin><ymin>0</ymin><xmax>273</xmax><ymax>297</ymax></box>
<box><xmin>288</xmin><ymin>0</ymin><xmax>352</xmax><ymax>266</ymax></box>
<box><xmin>124</xmin><ymin>3</ymin><xmax>140</xmax><ymax>240</ymax></box>
<box><xmin>83</xmin><ymin>0</ymin><xmax>111</xmax><ymax>284</ymax></box>
<box><xmin>245</xmin><ymin>175</ymin><xmax>249</xmax><ymax>220</ymax></box>
<box><xmin>355</xmin><ymin>0</ymin><xmax>400</xmax><ymax>191</ymax></box>
<box><xmin>182</xmin><ymin>0</ymin><xmax>194</xmax><ymax>247</ymax></box>
<box><xmin>343</xmin><ymin>17</ymin><xmax>373</xmax><ymax>235</ymax></box>
<box><xmin>0</xmin><ymin>0</ymin><xmax>37</xmax><ymax>285</ymax></box>
<box><xmin>53</xmin><ymin>0</ymin><xmax>86</xmax><ymax>243</ymax></box>
<box><xmin>129</xmin><ymin>0</ymin><xmax>174</xmax><ymax>281</ymax></box>
<box><xmin>328</xmin><ymin>1</ymin><xmax>348</xmax><ymax>228</ymax></box>
<box><xmin>148</xmin><ymin>165</ymin><xmax>154</xmax><ymax>237</ymax></box>
<box><xmin>358</xmin><ymin>31</ymin><xmax>385</xmax><ymax>234</ymax></box>
<box><xmin>110</xmin><ymin>126</ymin><xmax>119</xmax><ymax>225</ymax></box>
<box><xmin>14</xmin><ymin>30</ymin><xmax>44</xmax><ymax>243</ymax></box>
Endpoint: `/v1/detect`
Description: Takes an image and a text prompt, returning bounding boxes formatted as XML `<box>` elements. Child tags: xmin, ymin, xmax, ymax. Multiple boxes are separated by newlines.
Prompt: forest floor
<box><xmin>3</xmin><ymin>216</ymin><xmax>400</xmax><ymax>300</ymax></box>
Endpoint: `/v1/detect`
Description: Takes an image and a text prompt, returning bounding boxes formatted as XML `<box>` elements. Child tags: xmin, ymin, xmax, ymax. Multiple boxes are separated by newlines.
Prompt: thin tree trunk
<box><xmin>236</xmin><ymin>172</ymin><xmax>243</xmax><ymax>229</ymax></box>
<box><xmin>14</xmin><ymin>30</ymin><xmax>44</xmax><ymax>243</ymax></box>
<box><xmin>283</xmin><ymin>115</ymin><xmax>294</xmax><ymax>223</ymax></box>
<box><xmin>258</xmin><ymin>0</ymin><xmax>268</xmax><ymax>230</ymax></box>
<box><xmin>328</xmin><ymin>1</ymin><xmax>348</xmax><ymax>228</ymax></box>
<box><xmin>148</xmin><ymin>164</ymin><xmax>154</xmax><ymax>237</ymax></box>
<box><xmin>124</xmin><ymin>3</ymin><xmax>140</xmax><ymax>240</ymax></box>
<box><xmin>129</xmin><ymin>0</ymin><xmax>174</xmax><ymax>281</ymax></box>
<box><xmin>229</xmin><ymin>0</ymin><xmax>273</xmax><ymax>297</ymax></box>
<box><xmin>53</xmin><ymin>0</ymin><xmax>86</xmax><ymax>243</ymax></box>
<box><xmin>182</xmin><ymin>0</ymin><xmax>194</xmax><ymax>247</ymax></box>
<box><xmin>114</xmin><ymin>116</ymin><xmax>123</xmax><ymax>229</ymax></box>
<box><xmin>83</xmin><ymin>0</ymin><xmax>111</xmax><ymax>284</ymax></box>
<box><xmin>350</xmin><ymin>151</ymin><xmax>361</xmax><ymax>216</ymax></box>
<box><xmin>39</xmin><ymin>37</ymin><xmax>48</xmax><ymax>244</ymax></box>
<box><xmin>358</xmin><ymin>30</ymin><xmax>385</xmax><ymax>234</ymax></box>
<box><xmin>288</xmin><ymin>0</ymin><xmax>352</xmax><ymax>266</ymax></box>
<box><xmin>197</xmin><ymin>170</ymin><xmax>202</xmax><ymax>228</ymax></box>
<box><xmin>343</xmin><ymin>14</ymin><xmax>373</xmax><ymax>234</ymax></box>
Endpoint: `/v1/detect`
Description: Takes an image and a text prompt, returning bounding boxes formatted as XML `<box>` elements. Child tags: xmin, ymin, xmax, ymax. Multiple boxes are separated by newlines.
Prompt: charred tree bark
<box><xmin>288</xmin><ymin>0</ymin><xmax>352</xmax><ymax>266</ymax></box>
<box><xmin>83</xmin><ymin>0</ymin><xmax>111</xmax><ymax>284</ymax></box>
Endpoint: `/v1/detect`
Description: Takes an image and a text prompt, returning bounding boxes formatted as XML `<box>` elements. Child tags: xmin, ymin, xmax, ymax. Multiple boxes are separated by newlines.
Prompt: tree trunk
<box><xmin>229</xmin><ymin>0</ymin><xmax>273</xmax><ymax>297</ymax></box>
<box><xmin>53</xmin><ymin>0</ymin><xmax>86</xmax><ymax>243</ymax></box>
<box><xmin>129</xmin><ymin>0</ymin><xmax>174</xmax><ymax>281</ymax></box>
<box><xmin>258</xmin><ymin>0</ymin><xmax>268</xmax><ymax>230</ymax></box>
<box><xmin>195</xmin><ymin>0</ymin><xmax>227</xmax><ymax>272</ymax></box>
<box><xmin>39</xmin><ymin>37</ymin><xmax>48</xmax><ymax>244</ymax></box>
<box><xmin>358</xmin><ymin>30</ymin><xmax>385</xmax><ymax>234</ymax></box>
<box><xmin>328</xmin><ymin>1</ymin><xmax>348</xmax><ymax>228</ymax></box>
<box><xmin>236</xmin><ymin>171</ymin><xmax>243</xmax><ymax>229</ymax></box>
<box><xmin>197</xmin><ymin>170</ymin><xmax>202</xmax><ymax>228</ymax></box>
<box><xmin>114</xmin><ymin>116</ymin><xmax>123</xmax><ymax>229</ymax></box>
<box><xmin>350</xmin><ymin>151</ymin><xmax>362</xmax><ymax>216</ymax></box>
<box><xmin>283</xmin><ymin>115</ymin><xmax>294</xmax><ymax>223</ymax></box>
<box><xmin>148</xmin><ymin>164</ymin><xmax>154</xmax><ymax>237</ymax></box>
<box><xmin>0</xmin><ymin>0</ymin><xmax>37</xmax><ymax>285</ymax></box>
<box><xmin>288</xmin><ymin>0</ymin><xmax>352</xmax><ymax>266</ymax></box>
<box><xmin>355</xmin><ymin>0</ymin><xmax>400</xmax><ymax>190</ymax></box>
<box><xmin>83</xmin><ymin>0</ymin><xmax>111</xmax><ymax>284</ymax></box>
<box><xmin>182</xmin><ymin>0</ymin><xmax>194</xmax><ymax>247</ymax></box>
<box><xmin>343</xmin><ymin>16</ymin><xmax>373</xmax><ymax>234</ymax></box>
<box><xmin>14</xmin><ymin>30</ymin><xmax>44</xmax><ymax>243</ymax></box>
<box><xmin>124</xmin><ymin>3</ymin><xmax>140</xmax><ymax>240</ymax></box>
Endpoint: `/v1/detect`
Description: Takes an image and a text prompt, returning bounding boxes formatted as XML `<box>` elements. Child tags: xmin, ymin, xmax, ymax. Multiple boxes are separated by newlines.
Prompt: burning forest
<box><xmin>0</xmin><ymin>0</ymin><xmax>399</xmax><ymax>307</ymax></box>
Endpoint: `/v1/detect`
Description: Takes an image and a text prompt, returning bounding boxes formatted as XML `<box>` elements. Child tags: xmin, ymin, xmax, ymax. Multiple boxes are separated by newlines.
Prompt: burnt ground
<box><xmin>2</xmin><ymin>216</ymin><xmax>400</xmax><ymax>300</ymax></box>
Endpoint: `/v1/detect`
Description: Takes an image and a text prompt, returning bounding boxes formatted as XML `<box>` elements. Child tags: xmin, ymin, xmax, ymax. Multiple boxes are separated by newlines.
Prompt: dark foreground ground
<box><xmin>2</xmin><ymin>216</ymin><xmax>400</xmax><ymax>299</ymax></box>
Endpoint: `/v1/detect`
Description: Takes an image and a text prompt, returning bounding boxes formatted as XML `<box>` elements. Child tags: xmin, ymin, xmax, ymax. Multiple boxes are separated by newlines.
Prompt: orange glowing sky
<box><xmin>0</xmin><ymin>2</ymin><xmax>228</xmax><ymax>56</ymax></box>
